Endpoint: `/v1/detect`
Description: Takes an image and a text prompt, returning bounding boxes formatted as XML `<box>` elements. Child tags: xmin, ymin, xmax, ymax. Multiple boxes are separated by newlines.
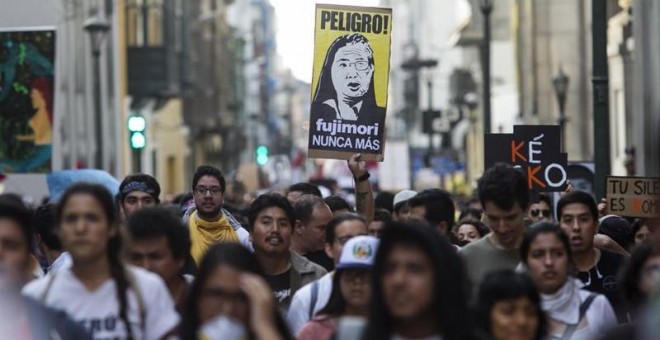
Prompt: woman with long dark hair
<box><xmin>298</xmin><ymin>236</ymin><xmax>378</xmax><ymax>340</ymax></box>
<box><xmin>361</xmin><ymin>221</ymin><xmax>472</xmax><ymax>340</ymax></box>
<box><xmin>520</xmin><ymin>222</ymin><xmax>616</xmax><ymax>339</ymax></box>
<box><xmin>180</xmin><ymin>242</ymin><xmax>291</xmax><ymax>340</ymax></box>
<box><xmin>23</xmin><ymin>183</ymin><xmax>180</xmax><ymax>339</ymax></box>
<box><xmin>475</xmin><ymin>270</ymin><xmax>546</xmax><ymax>340</ymax></box>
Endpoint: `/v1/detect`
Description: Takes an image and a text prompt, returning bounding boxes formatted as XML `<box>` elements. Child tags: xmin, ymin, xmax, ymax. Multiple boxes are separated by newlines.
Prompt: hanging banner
<box><xmin>485</xmin><ymin>125</ymin><xmax>568</xmax><ymax>192</ymax></box>
<box><xmin>0</xmin><ymin>27</ymin><xmax>56</xmax><ymax>175</ymax></box>
<box><xmin>607</xmin><ymin>176</ymin><xmax>660</xmax><ymax>218</ymax></box>
<box><xmin>307</xmin><ymin>4</ymin><xmax>392</xmax><ymax>161</ymax></box>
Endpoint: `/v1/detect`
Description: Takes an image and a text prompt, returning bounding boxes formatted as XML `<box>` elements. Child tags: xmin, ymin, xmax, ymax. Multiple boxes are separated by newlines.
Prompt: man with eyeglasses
<box><xmin>528</xmin><ymin>193</ymin><xmax>554</xmax><ymax>223</ymax></box>
<box><xmin>117</xmin><ymin>173</ymin><xmax>161</xmax><ymax>219</ymax></box>
<box><xmin>184</xmin><ymin>165</ymin><xmax>251</xmax><ymax>265</ymax></box>
<box><xmin>287</xmin><ymin>213</ymin><xmax>368</xmax><ymax>334</ymax></box>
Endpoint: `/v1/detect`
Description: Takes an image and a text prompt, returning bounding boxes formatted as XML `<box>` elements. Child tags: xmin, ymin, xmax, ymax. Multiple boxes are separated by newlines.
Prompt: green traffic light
<box><xmin>128</xmin><ymin>116</ymin><xmax>146</xmax><ymax>132</ymax></box>
<box><xmin>256</xmin><ymin>154</ymin><xmax>268</xmax><ymax>165</ymax></box>
<box><xmin>256</xmin><ymin>145</ymin><xmax>268</xmax><ymax>156</ymax></box>
<box><xmin>131</xmin><ymin>132</ymin><xmax>146</xmax><ymax>149</ymax></box>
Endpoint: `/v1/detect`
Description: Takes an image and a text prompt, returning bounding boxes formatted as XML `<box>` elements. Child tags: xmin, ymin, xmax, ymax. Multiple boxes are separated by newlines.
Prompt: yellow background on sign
<box><xmin>310</xmin><ymin>5</ymin><xmax>392</xmax><ymax>108</ymax></box>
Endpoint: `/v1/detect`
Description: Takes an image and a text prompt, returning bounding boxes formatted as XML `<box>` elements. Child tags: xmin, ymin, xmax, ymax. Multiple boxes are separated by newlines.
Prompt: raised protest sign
<box><xmin>485</xmin><ymin>125</ymin><xmax>568</xmax><ymax>191</ymax></box>
<box><xmin>308</xmin><ymin>4</ymin><xmax>392</xmax><ymax>161</ymax></box>
<box><xmin>607</xmin><ymin>176</ymin><xmax>660</xmax><ymax>218</ymax></box>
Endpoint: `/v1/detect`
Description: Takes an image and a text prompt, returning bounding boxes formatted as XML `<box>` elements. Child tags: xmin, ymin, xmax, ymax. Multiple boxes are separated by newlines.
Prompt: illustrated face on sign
<box><xmin>331</xmin><ymin>42</ymin><xmax>374</xmax><ymax>101</ymax></box>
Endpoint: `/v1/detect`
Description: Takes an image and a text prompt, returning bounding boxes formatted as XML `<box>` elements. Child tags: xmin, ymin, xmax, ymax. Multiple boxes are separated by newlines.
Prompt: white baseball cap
<box><xmin>336</xmin><ymin>236</ymin><xmax>379</xmax><ymax>269</ymax></box>
<box><xmin>393</xmin><ymin>190</ymin><xmax>417</xmax><ymax>208</ymax></box>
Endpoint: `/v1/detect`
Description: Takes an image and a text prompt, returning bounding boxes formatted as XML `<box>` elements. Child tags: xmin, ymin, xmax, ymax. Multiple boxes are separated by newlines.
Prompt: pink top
<box><xmin>297</xmin><ymin>315</ymin><xmax>337</xmax><ymax>340</ymax></box>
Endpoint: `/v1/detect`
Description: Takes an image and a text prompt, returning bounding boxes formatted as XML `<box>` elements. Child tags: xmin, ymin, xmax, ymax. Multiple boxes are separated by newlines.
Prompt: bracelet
<box><xmin>355</xmin><ymin>172</ymin><xmax>370</xmax><ymax>182</ymax></box>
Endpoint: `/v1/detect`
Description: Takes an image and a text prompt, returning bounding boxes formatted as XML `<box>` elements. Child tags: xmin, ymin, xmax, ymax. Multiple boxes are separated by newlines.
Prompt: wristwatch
<box><xmin>355</xmin><ymin>172</ymin><xmax>370</xmax><ymax>182</ymax></box>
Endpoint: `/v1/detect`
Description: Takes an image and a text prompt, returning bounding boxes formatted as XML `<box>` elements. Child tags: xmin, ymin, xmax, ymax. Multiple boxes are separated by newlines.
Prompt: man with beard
<box><xmin>184</xmin><ymin>165</ymin><xmax>251</xmax><ymax>265</ymax></box>
<box><xmin>557</xmin><ymin>190</ymin><xmax>628</xmax><ymax>323</ymax></box>
<box><xmin>249</xmin><ymin>193</ymin><xmax>326</xmax><ymax>310</ymax></box>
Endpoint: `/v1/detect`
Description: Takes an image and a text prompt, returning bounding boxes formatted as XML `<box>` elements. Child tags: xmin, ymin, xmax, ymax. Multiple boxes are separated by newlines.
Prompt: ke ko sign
<box><xmin>607</xmin><ymin>176</ymin><xmax>660</xmax><ymax>218</ymax></box>
<box><xmin>485</xmin><ymin>125</ymin><xmax>568</xmax><ymax>192</ymax></box>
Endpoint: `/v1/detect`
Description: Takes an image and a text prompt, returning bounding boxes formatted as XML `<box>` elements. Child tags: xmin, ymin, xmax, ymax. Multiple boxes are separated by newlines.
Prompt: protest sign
<box><xmin>308</xmin><ymin>4</ymin><xmax>392</xmax><ymax>161</ymax></box>
<box><xmin>0</xmin><ymin>28</ymin><xmax>56</xmax><ymax>175</ymax></box>
<box><xmin>485</xmin><ymin>125</ymin><xmax>568</xmax><ymax>191</ymax></box>
<box><xmin>607</xmin><ymin>176</ymin><xmax>660</xmax><ymax>218</ymax></box>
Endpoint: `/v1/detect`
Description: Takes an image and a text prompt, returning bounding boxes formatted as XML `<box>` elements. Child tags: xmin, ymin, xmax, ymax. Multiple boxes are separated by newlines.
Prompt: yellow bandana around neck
<box><xmin>189</xmin><ymin>210</ymin><xmax>240</xmax><ymax>264</ymax></box>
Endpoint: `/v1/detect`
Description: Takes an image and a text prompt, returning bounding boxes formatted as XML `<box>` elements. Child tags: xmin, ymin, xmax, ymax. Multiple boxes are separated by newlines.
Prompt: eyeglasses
<box><xmin>337</xmin><ymin>60</ymin><xmax>370</xmax><ymax>71</ymax></box>
<box><xmin>530</xmin><ymin>209</ymin><xmax>551</xmax><ymax>218</ymax></box>
<box><xmin>194</xmin><ymin>186</ymin><xmax>222</xmax><ymax>196</ymax></box>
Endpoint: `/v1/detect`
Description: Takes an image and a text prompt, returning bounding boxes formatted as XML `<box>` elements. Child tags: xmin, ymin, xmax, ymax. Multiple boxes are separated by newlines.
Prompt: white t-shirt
<box><xmin>22</xmin><ymin>265</ymin><xmax>180</xmax><ymax>340</ymax></box>
<box><xmin>547</xmin><ymin>289</ymin><xmax>617</xmax><ymax>340</ymax></box>
<box><xmin>287</xmin><ymin>272</ymin><xmax>333</xmax><ymax>334</ymax></box>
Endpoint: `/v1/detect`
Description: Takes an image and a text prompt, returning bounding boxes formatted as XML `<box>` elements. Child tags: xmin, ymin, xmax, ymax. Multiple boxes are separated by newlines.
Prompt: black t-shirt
<box><xmin>304</xmin><ymin>250</ymin><xmax>334</xmax><ymax>272</ymax></box>
<box><xmin>577</xmin><ymin>249</ymin><xmax>628</xmax><ymax>323</ymax></box>
<box><xmin>265</xmin><ymin>269</ymin><xmax>292</xmax><ymax>305</ymax></box>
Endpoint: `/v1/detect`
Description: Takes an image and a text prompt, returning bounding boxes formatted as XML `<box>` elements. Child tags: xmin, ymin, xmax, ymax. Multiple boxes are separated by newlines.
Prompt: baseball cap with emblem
<box><xmin>336</xmin><ymin>235</ymin><xmax>379</xmax><ymax>269</ymax></box>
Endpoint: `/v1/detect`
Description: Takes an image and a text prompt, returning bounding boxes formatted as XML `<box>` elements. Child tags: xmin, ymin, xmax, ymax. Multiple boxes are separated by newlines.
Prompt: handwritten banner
<box><xmin>308</xmin><ymin>4</ymin><xmax>392</xmax><ymax>161</ymax></box>
<box><xmin>607</xmin><ymin>176</ymin><xmax>660</xmax><ymax>218</ymax></box>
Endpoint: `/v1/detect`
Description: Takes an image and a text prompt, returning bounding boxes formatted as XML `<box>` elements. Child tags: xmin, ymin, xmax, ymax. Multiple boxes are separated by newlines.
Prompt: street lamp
<box><xmin>83</xmin><ymin>15</ymin><xmax>111</xmax><ymax>170</ymax></box>
<box><xmin>479</xmin><ymin>0</ymin><xmax>493</xmax><ymax>134</ymax></box>
<box><xmin>552</xmin><ymin>66</ymin><xmax>570</xmax><ymax>152</ymax></box>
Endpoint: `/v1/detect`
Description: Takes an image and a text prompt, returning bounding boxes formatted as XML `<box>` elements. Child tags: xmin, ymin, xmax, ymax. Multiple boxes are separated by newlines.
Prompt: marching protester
<box><xmin>0</xmin><ymin>196</ymin><xmax>91</xmax><ymax>338</ymax></box>
<box><xmin>557</xmin><ymin>191</ymin><xmax>629</xmax><ymax>322</ymax></box>
<box><xmin>454</xmin><ymin>219</ymin><xmax>490</xmax><ymax>246</ymax></box>
<box><xmin>391</xmin><ymin>189</ymin><xmax>416</xmax><ymax>221</ymax></box>
<box><xmin>248</xmin><ymin>193</ymin><xmax>326</xmax><ymax>310</ymax></box>
<box><xmin>292</xmin><ymin>194</ymin><xmax>335</xmax><ymax>271</ymax></box>
<box><xmin>117</xmin><ymin>173</ymin><xmax>161</xmax><ymax>219</ymax></box>
<box><xmin>23</xmin><ymin>183</ymin><xmax>180</xmax><ymax>339</ymax></box>
<box><xmin>367</xmin><ymin>208</ymin><xmax>391</xmax><ymax>238</ymax></box>
<box><xmin>126</xmin><ymin>206</ymin><xmax>192</xmax><ymax>315</ymax></box>
<box><xmin>297</xmin><ymin>235</ymin><xmax>378</xmax><ymax>340</ymax></box>
<box><xmin>33</xmin><ymin>203</ymin><xmax>71</xmax><ymax>274</ymax></box>
<box><xmin>184</xmin><ymin>165</ymin><xmax>252</xmax><ymax>265</ymax></box>
<box><xmin>287</xmin><ymin>182</ymin><xmax>323</xmax><ymax>205</ymax></box>
<box><xmin>521</xmin><ymin>222</ymin><xmax>616</xmax><ymax>339</ymax></box>
<box><xmin>528</xmin><ymin>193</ymin><xmax>554</xmax><ymax>223</ymax></box>
<box><xmin>287</xmin><ymin>213</ymin><xmax>368</xmax><ymax>334</ymax></box>
<box><xmin>475</xmin><ymin>270</ymin><xmax>546</xmax><ymax>340</ymax></box>
<box><xmin>360</xmin><ymin>221</ymin><xmax>473</xmax><ymax>340</ymax></box>
<box><xmin>180</xmin><ymin>243</ymin><xmax>290</xmax><ymax>340</ymax></box>
<box><xmin>461</xmin><ymin>164</ymin><xmax>530</xmax><ymax>293</ymax></box>
<box><xmin>619</xmin><ymin>242</ymin><xmax>660</xmax><ymax>320</ymax></box>
<box><xmin>408</xmin><ymin>188</ymin><xmax>456</xmax><ymax>236</ymax></box>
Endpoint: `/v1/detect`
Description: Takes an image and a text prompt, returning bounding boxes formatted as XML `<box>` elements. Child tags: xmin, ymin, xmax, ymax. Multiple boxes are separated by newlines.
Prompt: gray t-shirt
<box><xmin>459</xmin><ymin>235</ymin><xmax>520</xmax><ymax>296</ymax></box>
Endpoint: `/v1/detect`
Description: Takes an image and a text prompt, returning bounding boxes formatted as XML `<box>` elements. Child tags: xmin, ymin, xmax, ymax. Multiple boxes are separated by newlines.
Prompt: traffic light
<box><xmin>127</xmin><ymin>115</ymin><xmax>146</xmax><ymax>149</ymax></box>
<box><xmin>256</xmin><ymin>145</ymin><xmax>269</xmax><ymax>165</ymax></box>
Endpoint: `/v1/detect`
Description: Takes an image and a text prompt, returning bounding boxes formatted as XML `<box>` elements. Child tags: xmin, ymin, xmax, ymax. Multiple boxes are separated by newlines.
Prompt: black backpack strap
<box><xmin>308</xmin><ymin>280</ymin><xmax>320</xmax><ymax>320</ymax></box>
<box><xmin>560</xmin><ymin>293</ymin><xmax>598</xmax><ymax>340</ymax></box>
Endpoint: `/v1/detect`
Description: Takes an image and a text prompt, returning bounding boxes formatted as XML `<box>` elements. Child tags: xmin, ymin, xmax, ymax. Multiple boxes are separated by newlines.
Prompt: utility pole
<box><xmin>480</xmin><ymin>0</ymin><xmax>493</xmax><ymax>134</ymax></box>
<box><xmin>592</xmin><ymin>1</ymin><xmax>610</xmax><ymax>200</ymax></box>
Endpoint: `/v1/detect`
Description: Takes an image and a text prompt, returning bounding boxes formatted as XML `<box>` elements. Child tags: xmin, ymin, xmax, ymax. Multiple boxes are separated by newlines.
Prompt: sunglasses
<box><xmin>530</xmin><ymin>209</ymin><xmax>551</xmax><ymax>218</ymax></box>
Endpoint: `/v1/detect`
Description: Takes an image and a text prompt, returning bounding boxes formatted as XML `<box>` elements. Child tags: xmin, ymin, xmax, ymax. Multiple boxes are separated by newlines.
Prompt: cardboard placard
<box><xmin>607</xmin><ymin>176</ymin><xmax>660</xmax><ymax>218</ymax></box>
<box><xmin>485</xmin><ymin>125</ymin><xmax>568</xmax><ymax>191</ymax></box>
<box><xmin>0</xmin><ymin>28</ymin><xmax>56</xmax><ymax>175</ymax></box>
<box><xmin>307</xmin><ymin>4</ymin><xmax>392</xmax><ymax>161</ymax></box>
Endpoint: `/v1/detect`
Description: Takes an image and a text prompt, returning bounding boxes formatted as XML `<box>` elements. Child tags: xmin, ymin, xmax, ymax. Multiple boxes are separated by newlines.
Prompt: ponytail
<box><xmin>107</xmin><ymin>232</ymin><xmax>135</xmax><ymax>340</ymax></box>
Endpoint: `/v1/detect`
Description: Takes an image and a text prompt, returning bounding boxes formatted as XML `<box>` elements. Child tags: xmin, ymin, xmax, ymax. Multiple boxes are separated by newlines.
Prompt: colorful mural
<box><xmin>0</xmin><ymin>28</ymin><xmax>55</xmax><ymax>174</ymax></box>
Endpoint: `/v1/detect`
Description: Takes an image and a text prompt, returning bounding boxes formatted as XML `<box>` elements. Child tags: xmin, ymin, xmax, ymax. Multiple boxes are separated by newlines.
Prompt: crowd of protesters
<box><xmin>0</xmin><ymin>154</ymin><xmax>659</xmax><ymax>339</ymax></box>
